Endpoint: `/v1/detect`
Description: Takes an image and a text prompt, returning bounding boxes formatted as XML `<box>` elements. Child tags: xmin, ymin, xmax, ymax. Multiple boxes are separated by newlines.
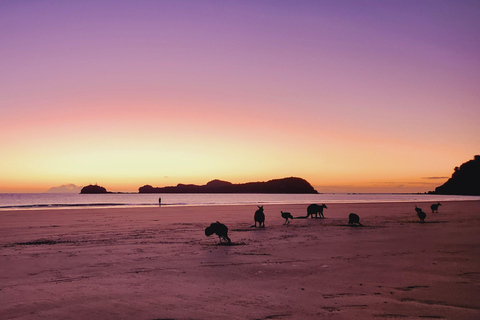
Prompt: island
<box><xmin>432</xmin><ymin>155</ymin><xmax>480</xmax><ymax>195</ymax></box>
<box><xmin>80</xmin><ymin>184</ymin><xmax>108</xmax><ymax>194</ymax></box>
<box><xmin>138</xmin><ymin>177</ymin><xmax>318</xmax><ymax>194</ymax></box>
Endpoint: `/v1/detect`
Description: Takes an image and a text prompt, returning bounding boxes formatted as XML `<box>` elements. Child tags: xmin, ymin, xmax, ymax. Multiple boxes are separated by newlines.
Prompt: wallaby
<box><xmin>415</xmin><ymin>205</ymin><xmax>423</xmax><ymax>214</ymax></box>
<box><xmin>305</xmin><ymin>203</ymin><xmax>327</xmax><ymax>218</ymax></box>
<box><xmin>416</xmin><ymin>208</ymin><xmax>426</xmax><ymax>223</ymax></box>
<box><xmin>205</xmin><ymin>221</ymin><xmax>231</xmax><ymax>244</ymax></box>
<box><xmin>254</xmin><ymin>206</ymin><xmax>265</xmax><ymax>227</ymax></box>
<box><xmin>348</xmin><ymin>213</ymin><xmax>362</xmax><ymax>226</ymax></box>
<box><xmin>281</xmin><ymin>211</ymin><xmax>294</xmax><ymax>225</ymax></box>
<box><xmin>431</xmin><ymin>202</ymin><xmax>441</xmax><ymax>213</ymax></box>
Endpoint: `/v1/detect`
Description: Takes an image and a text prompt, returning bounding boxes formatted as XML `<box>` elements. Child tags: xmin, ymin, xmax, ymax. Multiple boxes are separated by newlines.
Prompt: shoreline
<box><xmin>1</xmin><ymin>195</ymin><xmax>479</xmax><ymax>212</ymax></box>
<box><xmin>1</xmin><ymin>200</ymin><xmax>479</xmax><ymax>319</ymax></box>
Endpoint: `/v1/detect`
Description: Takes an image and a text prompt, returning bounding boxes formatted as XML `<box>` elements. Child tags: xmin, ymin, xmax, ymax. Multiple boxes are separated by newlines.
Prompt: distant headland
<box><xmin>432</xmin><ymin>155</ymin><xmax>480</xmax><ymax>195</ymax></box>
<box><xmin>139</xmin><ymin>177</ymin><xmax>318</xmax><ymax>194</ymax></box>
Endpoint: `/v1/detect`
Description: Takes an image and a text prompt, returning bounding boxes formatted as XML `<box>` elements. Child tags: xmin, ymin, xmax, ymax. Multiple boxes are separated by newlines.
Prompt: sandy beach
<box><xmin>1</xmin><ymin>200</ymin><xmax>479</xmax><ymax>320</ymax></box>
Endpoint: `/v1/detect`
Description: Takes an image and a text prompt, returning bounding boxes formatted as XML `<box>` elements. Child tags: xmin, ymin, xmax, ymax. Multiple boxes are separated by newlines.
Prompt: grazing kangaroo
<box><xmin>431</xmin><ymin>202</ymin><xmax>441</xmax><ymax>213</ymax></box>
<box><xmin>281</xmin><ymin>211</ymin><xmax>294</xmax><ymax>225</ymax></box>
<box><xmin>416</xmin><ymin>208</ymin><xmax>426</xmax><ymax>223</ymax></box>
<box><xmin>205</xmin><ymin>221</ymin><xmax>231</xmax><ymax>244</ymax></box>
<box><xmin>254</xmin><ymin>206</ymin><xmax>265</xmax><ymax>227</ymax></box>
<box><xmin>305</xmin><ymin>203</ymin><xmax>327</xmax><ymax>218</ymax></box>
<box><xmin>348</xmin><ymin>213</ymin><xmax>362</xmax><ymax>226</ymax></box>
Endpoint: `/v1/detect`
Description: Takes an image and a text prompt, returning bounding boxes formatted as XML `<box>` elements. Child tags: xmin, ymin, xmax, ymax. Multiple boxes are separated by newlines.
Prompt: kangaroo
<box><xmin>254</xmin><ymin>206</ymin><xmax>265</xmax><ymax>227</ymax></box>
<box><xmin>431</xmin><ymin>202</ymin><xmax>441</xmax><ymax>213</ymax></box>
<box><xmin>305</xmin><ymin>203</ymin><xmax>327</xmax><ymax>218</ymax></box>
<box><xmin>348</xmin><ymin>213</ymin><xmax>362</xmax><ymax>226</ymax></box>
<box><xmin>416</xmin><ymin>208</ymin><xmax>426</xmax><ymax>223</ymax></box>
<box><xmin>205</xmin><ymin>221</ymin><xmax>231</xmax><ymax>244</ymax></box>
<box><xmin>281</xmin><ymin>211</ymin><xmax>294</xmax><ymax>225</ymax></box>
<box><xmin>415</xmin><ymin>205</ymin><xmax>423</xmax><ymax>214</ymax></box>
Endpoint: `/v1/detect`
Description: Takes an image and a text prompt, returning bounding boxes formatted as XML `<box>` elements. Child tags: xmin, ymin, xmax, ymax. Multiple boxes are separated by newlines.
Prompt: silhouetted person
<box><xmin>305</xmin><ymin>203</ymin><xmax>327</xmax><ymax>218</ymax></box>
<box><xmin>416</xmin><ymin>207</ymin><xmax>426</xmax><ymax>223</ymax></box>
<box><xmin>348</xmin><ymin>213</ymin><xmax>362</xmax><ymax>226</ymax></box>
<box><xmin>205</xmin><ymin>221</ymin><xmax>231</xmax><ymax>244</ymax></box>
<box><xmin>281</xmin><ymin>211</ymin><xmax>294</xmax><ymax>225</ymax></box>
<box><xmin>158</xmin><ymin>197</ymin><xmax>162</xmax><ymax>206</ymax></box>
<box><xmin>254</xmin><ymin>206</ymin><xmax>265</xmax><ymax>227</ymax></box>
<box><xmin>431</xmin><ymin>202</ymin><xmax>441</xmax><ymax>213</ymax></box>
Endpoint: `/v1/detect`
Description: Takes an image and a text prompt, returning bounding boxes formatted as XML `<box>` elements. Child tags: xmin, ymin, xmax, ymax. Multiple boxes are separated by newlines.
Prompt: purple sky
<box><xmin>1</xmin><ymin>1</ymin><xmax>479</xmax><ymax>192</ymax></box>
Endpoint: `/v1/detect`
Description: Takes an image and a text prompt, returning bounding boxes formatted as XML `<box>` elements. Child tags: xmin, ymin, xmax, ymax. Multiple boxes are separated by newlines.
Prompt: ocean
<box><xmin>0</xmin><ymin>193</ymin><xmax>479</xmax><ymax>210</ymax></box>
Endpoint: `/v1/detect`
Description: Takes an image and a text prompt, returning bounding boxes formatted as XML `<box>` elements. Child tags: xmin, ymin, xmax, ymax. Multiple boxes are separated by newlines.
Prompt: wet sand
<box><xmin>1</xmin><ymin>201</ymin><xmax>479</xmax><ymax>320</ymax></box>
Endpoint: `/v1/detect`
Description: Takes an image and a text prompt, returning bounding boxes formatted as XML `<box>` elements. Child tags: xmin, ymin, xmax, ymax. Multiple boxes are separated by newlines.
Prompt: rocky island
<box><xmin>139</xmin><ymin>177</ymin><xmax>318</xmax><ymax>194</ymax></box>
<box><xmin>433</xmin><ymin>155</ymin><xmax>480</xmax><ymax>195</ymax></box>
<box><xmin>80</xmin><ymin>184</ymin><xmax>108</xmax><ymax>194</ymax></box>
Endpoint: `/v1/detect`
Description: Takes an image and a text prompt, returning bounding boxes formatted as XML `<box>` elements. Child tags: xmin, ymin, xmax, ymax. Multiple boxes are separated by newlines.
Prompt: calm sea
<box><xmin>0</xmin><ymin>193</ymin><xmax>479</xmax><ymax>210</ymax></box>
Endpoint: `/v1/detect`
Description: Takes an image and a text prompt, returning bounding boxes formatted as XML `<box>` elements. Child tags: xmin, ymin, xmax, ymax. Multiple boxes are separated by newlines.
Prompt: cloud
<box><xmin>421</xmin><ymin>177</ymin><xmax>449</xmax><ymax>180</ymax></box>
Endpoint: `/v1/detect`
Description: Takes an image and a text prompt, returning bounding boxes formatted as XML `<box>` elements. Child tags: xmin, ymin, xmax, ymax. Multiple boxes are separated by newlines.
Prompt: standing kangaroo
<box><xmin>306</xmin><ymin>203</ymin><xmax>327</xmax><ymax>218</ymax></box>
<box><xmin>254</xmin><ymin>206</ymin><xmax>265</xmax><ymax>227</ymax></box>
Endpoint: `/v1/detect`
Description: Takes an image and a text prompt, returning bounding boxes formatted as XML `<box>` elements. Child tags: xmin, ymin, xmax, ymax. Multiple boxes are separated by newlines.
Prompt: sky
<box><xmin>1</xmin><ymin>0</ymin><xmax>479</xmax><ymax>193</ymax></box>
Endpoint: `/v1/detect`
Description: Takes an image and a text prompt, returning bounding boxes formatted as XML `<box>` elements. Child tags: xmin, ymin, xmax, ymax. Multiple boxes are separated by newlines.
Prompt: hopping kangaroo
<box><xmin>431</xmin><ymin>202</ymin><xmax>441</xmax><ymax>213</ymax></box>
<box><xmin>306</xmin><ymin>203</ymin><xmax>328</xmax><ymax>218</ymax></box>
<box><xmin>254</xmin><ymin>206</ymin><xmax>265</xmax><ymax>227</ymax></box>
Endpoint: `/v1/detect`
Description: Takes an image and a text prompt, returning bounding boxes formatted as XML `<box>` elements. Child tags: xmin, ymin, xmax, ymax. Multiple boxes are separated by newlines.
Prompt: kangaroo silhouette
<box><xmin>254</xmin><ymin>206</ymin><xmax>265</xmax><ymax>227</ymax></box>
<box><xmin>205</xmin><ymin>221</ymin><xmax>231</xmax><ymax>244</ymax></box>
<box><xmin>348</xmin><ymin>213</ymin><xmax>362</xmax><ymax>226</ymax></box>
<box><xmin>415</xmin><ymin>205</ymin><xmax>423</xmax><ymax>215</ymax></box>
<box><xmin>415</xmin><ymin>206</ymin><xmax>426</xmax><ymax>223</ymax></box>
<box><xmin>430</xmin><ymin>202</ymin><xmax>441</xmax><ymax>213</ymax></box>
<box><xmin>305</xmin><ymin>203</ymin><xmax>327</xmax><ymax>218</ymax></box>
<box><xmin>281</xmin><ymin>211</ymin><xmax>294</xmax><ymax>225</ymax></box>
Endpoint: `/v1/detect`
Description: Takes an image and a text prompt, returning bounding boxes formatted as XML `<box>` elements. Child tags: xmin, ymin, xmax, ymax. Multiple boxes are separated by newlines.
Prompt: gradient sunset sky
<box><xmin>1</xmin><ymin>1</ymin><xmax>479</xmax><ymax>193</ymax></box>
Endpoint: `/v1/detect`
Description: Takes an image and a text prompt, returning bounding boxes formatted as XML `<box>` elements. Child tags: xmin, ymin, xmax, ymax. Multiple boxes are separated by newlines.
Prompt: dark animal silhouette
<box><xmin>306</xmin><ymin>203</ymin><xmax>327</xmax><ymax>218</ymax></box>
<box><xmin>281</xmin><ymin>211</ymin><xmax>294</xmax><ymax>225</ymax></box>
<box><xmin>415</xmin><ymin>207</ymin><xmax>426</xmax><ymax>223</ymax></box>
<box><xmin>205</xmin><ymin>221</ymin><xmax>231</xmax><ymax>244</ymax></box>
<box><xmin>254</xmin><ymin>206</ymin><xmax>265</xmax><ymax>227</ymax></box>
<box><xmin>430</xmin><ymin>202</ymin><xmax>441</xmax><ymax>213</ymax></box>
<box><xmin>415</xmin><ymin>205</ymin><xmax>423</xmax><ymax>214</ymax></box>
<box><xmin>348</xmin><ymin>213</ymin><xmax>362</xmax><ymax>226</ymax></box>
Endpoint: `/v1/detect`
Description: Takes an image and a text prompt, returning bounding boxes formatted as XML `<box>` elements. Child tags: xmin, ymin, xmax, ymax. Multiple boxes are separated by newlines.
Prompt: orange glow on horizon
<box><xmin>1</xmin><ymin>2</ymin><xmax>478</xmax><ymax>193</ymax></box>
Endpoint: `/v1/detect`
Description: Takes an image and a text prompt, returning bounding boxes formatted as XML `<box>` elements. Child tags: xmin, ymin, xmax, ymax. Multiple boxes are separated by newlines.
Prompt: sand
<box><xmin>1</xmin><ymin>200</ymin><xmax>479</xmax><ymax>320</ymax></box>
